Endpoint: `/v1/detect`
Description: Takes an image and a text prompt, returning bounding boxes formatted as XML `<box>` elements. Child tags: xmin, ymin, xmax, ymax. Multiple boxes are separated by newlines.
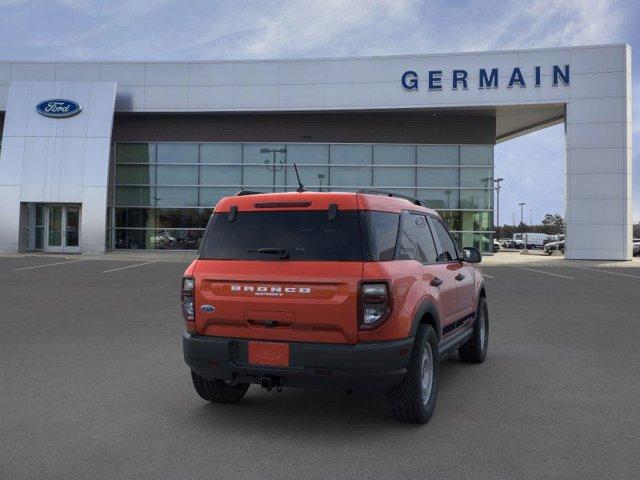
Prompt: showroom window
<box><xmin>109</xmin><ymin>143</ymin><xmax>494</xmax><ymax>251</ymax></box>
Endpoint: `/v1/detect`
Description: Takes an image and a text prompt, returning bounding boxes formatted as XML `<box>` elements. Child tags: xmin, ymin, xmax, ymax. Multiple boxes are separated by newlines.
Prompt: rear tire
<box><xmin>459</xmin><ymin>297</ymin><xmax>489</xmax><ymax>363</ymax></box>
<box><xmin>386</xmin><ymin>324</ymin><xmax>439</xmax><ymax>424</ymax></box>
<box><xmin>190</xmin><ymin>370</ymin><xmax>250</xmax><ymax>403</ymax></box>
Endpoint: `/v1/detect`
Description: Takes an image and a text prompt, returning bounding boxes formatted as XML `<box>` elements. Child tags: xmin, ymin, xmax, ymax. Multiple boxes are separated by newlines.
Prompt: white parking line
<box><xmin>579</xmin><ymin>267</ymin><xmax>640</xmax><ymax>279</ymax></box>
<box><xmin>512</xmin><ymin>266</ymin><xmax>575</xmax><ymax>280</ymax></box>
<box><xmin>102</xmin><ymin>261</ymin><xmax>158</xmax><ymax>274</ymax></box>
<box><xmin>15</xmin><ymin>259</ymin><xmax>86</xmax><ymax>271</ymax></box>
<box><xmin>482</xmin><ymin>273</ymin><xmax>495</xmax><ymax>279</ymax></box>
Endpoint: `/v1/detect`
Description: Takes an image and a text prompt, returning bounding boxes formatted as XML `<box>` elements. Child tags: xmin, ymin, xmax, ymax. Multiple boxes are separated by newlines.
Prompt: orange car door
<box><xmin>427</xmin><ymin>215</ymin><xmax>468</xmax><ymax>330</ymax></box>
<box><xmin>400</xmin><ymin>211</ymin><xmax>458</xmax><ymax>330</ymax></box>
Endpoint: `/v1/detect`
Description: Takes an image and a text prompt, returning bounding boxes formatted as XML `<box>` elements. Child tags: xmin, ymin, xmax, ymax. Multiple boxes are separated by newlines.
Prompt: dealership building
<box><xmin>0</xmin><ymin>44</ymin><xmax>633</xmax><ymax>259</ymax></box>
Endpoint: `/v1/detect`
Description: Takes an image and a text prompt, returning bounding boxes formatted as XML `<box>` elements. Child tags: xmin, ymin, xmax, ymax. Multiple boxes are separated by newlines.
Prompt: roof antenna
<box><xmin>293</xmin><ymin>163</ymin><xmax>306</xmax><ymax>192</ymax></box>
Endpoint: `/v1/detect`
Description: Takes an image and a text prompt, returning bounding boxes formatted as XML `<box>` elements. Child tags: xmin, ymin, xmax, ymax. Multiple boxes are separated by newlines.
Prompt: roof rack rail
<box><xmin>357</xmin><ymin>188</ymin><xmax>428</xmax><ymax>207</ymax></box>
<box><xmin>235</xmin><ymin>190</ymin><xmax>265</xmax><ymax>196</ymax></box>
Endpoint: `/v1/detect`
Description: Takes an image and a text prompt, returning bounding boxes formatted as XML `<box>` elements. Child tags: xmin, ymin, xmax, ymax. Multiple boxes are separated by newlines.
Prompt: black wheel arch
<box><xmin>478</xmin><ymin>279</ymin><xmax>487</xmax><ymax>300</ymax></box>
<box><xmin>409</xmin><ymin>300</ymin><xmax>442</xmax><ymax>341</ymax></box>
<box><xmin>477</xmin><ymin>279</ymin><xmax>487</xmax><ymax>312</ymax></box>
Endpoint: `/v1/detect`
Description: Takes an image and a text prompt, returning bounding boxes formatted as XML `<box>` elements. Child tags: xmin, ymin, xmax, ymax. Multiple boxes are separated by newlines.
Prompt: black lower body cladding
<box><xmin>183</xmin><ymin>332</ymin><xmax>414</xmax><ymax>394</ymax></box>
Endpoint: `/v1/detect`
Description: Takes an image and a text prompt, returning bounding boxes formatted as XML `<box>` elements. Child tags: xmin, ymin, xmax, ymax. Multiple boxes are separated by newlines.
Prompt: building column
<box><xmin>80</xmin><ymin>187</ymin><xmax>108</xmax><ymax>254</ymax></box>
<box><xmin>0</xmin><ymin>187</ymin><xmax>21</xmax><ymax>252</ymax></box>
<box><xmin>564</xmin><ymin>45</ymin><xmax>632</xmax><ymax>260</ymax></box>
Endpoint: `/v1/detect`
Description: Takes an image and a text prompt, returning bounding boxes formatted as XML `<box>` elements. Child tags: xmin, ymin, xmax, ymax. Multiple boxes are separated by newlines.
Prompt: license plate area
<box><xmin>248</xmin><ymin>341</ymin><xmax>290</xmax><ymax>367</ymax></box>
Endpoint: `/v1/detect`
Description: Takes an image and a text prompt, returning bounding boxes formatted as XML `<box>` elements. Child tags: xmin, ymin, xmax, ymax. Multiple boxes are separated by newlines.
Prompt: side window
<box><xmin>412</xmin><ymin>214</ymin><xmax>438</xmax><ymax>264</ymax></box>
<box><xmin>429</xmin><ymin>216</ymin><xmax>458</xmax><ymax>262</ymax></box>
<box><xmin>360</xmin><ymin>211</ymin><xmax>400</xmax><ymax>261</ymax></box>
<box><xmin>394</xmin><ymin>211</ymin><xmax>416</xmax><ymax>260</ymax></box>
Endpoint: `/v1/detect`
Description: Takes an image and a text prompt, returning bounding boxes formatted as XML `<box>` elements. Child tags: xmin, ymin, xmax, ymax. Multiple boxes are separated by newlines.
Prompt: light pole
<box><xmin>261</xmin><ymin>147</ymin><xmax>287</xmax><ymax>192</ymax></box>
<box><xmin>518</xmin><ymin>202</ymin><xmax>526</xmax><ymax>226</ymax></box>
<box><xmin>494</xmin><ymin>178</ymin><xmax>503</xmax><ymax>227</ymax></box>
<box><xmin>518</xmin><ymin>202</ymin><xmax>527</xmax><ymax>253</ymax></box>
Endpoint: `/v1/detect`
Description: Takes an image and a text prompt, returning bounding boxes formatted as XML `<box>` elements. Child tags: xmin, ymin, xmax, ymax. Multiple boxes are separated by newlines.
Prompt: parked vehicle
<box><xmin>492</xmin><ymin>239</ymin><xmax>501</xmax><ymax>253</ymax></box>
<box><xmin>633</xmin><ymin>238</ymin><xmax>640</xmax><ymax>256</ymax></box>
<box><xmin>498</xmin><ymin>238</ymin><xmax>517</xmax><ymax>249</ymax></box>
<box><xmin>543</xmin><ymin>240</ymin><xmax>565</xmax><ymax>255</ymax></box>
<box><xmin>544</xmin><ymin>234</ymin><xmax>565</xmax><ymax>245</ymax></box>
<box><xmin>513</xmin><ymin>232</ymin><xmax>550</xmax><ymax>249</ymax></box>
<box><xmin>182</xmin><ymin>189</ymin><xmax>488</xmax><ymax>424</ymax></box>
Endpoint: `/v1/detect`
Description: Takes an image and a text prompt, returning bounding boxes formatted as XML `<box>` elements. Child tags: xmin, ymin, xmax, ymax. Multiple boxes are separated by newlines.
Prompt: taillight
<box><xmin>181</xmin><ymin>276</ymin><xmax>195</xmax><ymax>321</ymax></box>
<box><xmin>359</xmin><ymin>282</ymin><xmax>392</xmax><ymax>329</ymax></box>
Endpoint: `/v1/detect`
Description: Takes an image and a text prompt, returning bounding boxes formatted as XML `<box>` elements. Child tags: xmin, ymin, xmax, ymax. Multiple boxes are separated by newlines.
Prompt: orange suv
<box><xmin>182</xmin><ymin>189</ymin><xmax>488</xmax><ymax>423</ymax></box>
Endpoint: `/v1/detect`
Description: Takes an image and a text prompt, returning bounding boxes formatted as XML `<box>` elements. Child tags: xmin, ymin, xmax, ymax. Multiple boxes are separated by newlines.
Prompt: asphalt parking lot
<box><xmin>1</xmin><ymin>256</ymin><xmax>639</xmax><ymax>479</ymax></box>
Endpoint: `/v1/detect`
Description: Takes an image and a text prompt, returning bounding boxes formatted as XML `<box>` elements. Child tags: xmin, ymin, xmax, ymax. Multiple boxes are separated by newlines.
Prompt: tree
<box><xmin>541</xmin><ymin>214</ymin><xmax>564</xmax><ymax>231</ymax></box>
<box><xmin>493</xmin><ymin>213</ymin><xmax>566</xmax><ymax>239</ymax></box>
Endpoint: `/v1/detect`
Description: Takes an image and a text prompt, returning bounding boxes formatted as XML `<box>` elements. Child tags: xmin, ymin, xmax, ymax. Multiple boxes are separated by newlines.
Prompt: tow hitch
<box><xmin>260</xmin><ymin>376</ymin><xmax>284</xmax><ymax>392</ymax></box>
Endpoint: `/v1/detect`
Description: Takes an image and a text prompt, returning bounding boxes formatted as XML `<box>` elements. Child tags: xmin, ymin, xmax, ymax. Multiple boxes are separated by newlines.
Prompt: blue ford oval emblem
<box><xmin>36</xmin><ymin>99</ymin><xmax>82</xmax><ymax>118</ymax></box>
<box><xmin>200</xmin><ymin>304</ymin><xmax>215</xmax><ymax>313</ymax></box>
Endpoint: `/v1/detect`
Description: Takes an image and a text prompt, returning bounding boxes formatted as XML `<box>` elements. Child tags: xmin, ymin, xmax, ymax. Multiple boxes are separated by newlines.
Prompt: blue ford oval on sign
<box><xmin>36</xmin><ymin>99</ymin><xmax>82</xmax><ymax>118</ymax></box>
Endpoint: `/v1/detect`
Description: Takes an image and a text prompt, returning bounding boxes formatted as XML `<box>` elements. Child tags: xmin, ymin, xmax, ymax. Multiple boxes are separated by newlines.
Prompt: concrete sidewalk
<box><xmin>0</xmin><ymin>250</ymin><xmax>197</xmax><ymax>263</ymax></box>
<box><xmin>483</xmin><ymin>250</ymin><xmax>640</xmax><ymax>268</ymax></box>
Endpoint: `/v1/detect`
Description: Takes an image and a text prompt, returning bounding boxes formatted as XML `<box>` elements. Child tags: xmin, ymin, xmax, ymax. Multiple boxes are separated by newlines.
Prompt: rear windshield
<box><xmin>200</xmin><ymin>210</ymin><xmax>364</xmax><ymax>261</ymax></box>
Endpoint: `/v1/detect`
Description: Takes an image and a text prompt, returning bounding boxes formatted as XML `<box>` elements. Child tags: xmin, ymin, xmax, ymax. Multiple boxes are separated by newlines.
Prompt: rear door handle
<box><xmin>455</xmin><ymin>273</ymin><xmax>465</xmax><ymax>281</ymax></box>
<box><xmin>430</xmin><ymin>277</ymin><xmax>443</xmax><ymax>287</ymax></box>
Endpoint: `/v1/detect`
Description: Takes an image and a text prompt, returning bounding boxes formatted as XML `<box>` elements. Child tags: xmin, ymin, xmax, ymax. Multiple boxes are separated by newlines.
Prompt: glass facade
<box><xmin>109</xmin><ymin>142</ymin><xmax>494</xmax><ymax>252</ymax></box>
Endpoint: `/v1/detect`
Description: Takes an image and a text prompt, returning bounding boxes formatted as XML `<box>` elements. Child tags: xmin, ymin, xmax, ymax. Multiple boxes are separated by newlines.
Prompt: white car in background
<box><xmin>513</xmin><ymin>232</ymin><xmax>551</xmax><ymax>249</ymax></box>
<box><xmin>633</xmin><ymin>238</ymin><xmax>640</xmax><ymax>257</ymax></box>
<box><xmin>544</xmin><ymin>240</ymin><xmax>565</xmax><ymax>255</ymax></box>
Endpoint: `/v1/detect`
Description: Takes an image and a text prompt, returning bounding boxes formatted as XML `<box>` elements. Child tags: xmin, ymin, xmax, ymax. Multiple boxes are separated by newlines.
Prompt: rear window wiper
<box><xmin>248</xmin><ymin>247</ymin><xmax>290</xmax><ymax>259</ymax></box>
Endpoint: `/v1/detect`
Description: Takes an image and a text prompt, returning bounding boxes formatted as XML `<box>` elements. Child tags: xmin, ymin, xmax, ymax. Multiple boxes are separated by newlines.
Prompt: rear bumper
<box><xmin>183</xmin><ymin>332</ymin><xmax>414</xmax><ymax>394</ymax></box>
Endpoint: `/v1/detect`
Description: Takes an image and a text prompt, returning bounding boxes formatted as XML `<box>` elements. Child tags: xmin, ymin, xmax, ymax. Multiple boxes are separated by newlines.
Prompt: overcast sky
<box><xmin>0</xmin><ymin>0</ymin><xmax>638</xmax><ymax>224</ymax></box>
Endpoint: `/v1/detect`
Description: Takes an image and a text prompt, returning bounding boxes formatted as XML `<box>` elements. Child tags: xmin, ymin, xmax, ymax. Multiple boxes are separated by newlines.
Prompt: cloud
<box><xmin>55</xmin><ymin>0</ymin><xmax>93</xmax><ymax>10</ymax></box>
<box><xmin>0</xmin><ymin>0</ymin><xmax>428</xmax><ymax>60</ymax></box>
<box><xmin>232</xmin><ymin>0</ymin><xmax>422</xmax><ymax>58</ymax></box>
<box><xmin>489</xmin><ymin>0</ymin><xmax>626</xmax><ymax>49</ymax></box>
<box><xmin>0</xmin><ymin>0</ymin><xmax>632</xmax><ymax>60</ymax></box>
<box><xmin>54</xmin><ymin>0</ymin><xmax>175</xmax><ymax>15</ymax></box>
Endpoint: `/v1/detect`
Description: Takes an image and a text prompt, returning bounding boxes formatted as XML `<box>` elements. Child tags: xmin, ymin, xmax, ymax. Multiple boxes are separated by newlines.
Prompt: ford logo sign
<box><xmin>36</xmin><ymin>99</ymin><xmax>82</xmax><ymax>118</ymax></box>
<box><xmin>200</xmin><ymin>304</ymin><xmax>215</xmax><ymax>313</ymax></box>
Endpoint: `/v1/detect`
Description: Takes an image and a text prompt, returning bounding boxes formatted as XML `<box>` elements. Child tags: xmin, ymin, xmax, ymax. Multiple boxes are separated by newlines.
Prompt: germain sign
<box><xmin>35</xmin><ymin>99</ymin><xmax>82</xmax><ymax>118</ymax></box>
<box><xmin>401</xmin><ymin>65</ymin><xmax>570</xmax><ymax>91</ymax></box>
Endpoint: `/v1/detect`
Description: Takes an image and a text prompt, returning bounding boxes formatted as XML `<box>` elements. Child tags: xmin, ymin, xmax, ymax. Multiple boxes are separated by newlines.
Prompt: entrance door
<box><xmin>45</xmin><ymin>205</ymin><xmax>81</xmax><ymax>253</ymax></box>
<box><xmin>64</xmin><ymin>206</ymin><xmax>80</xmax><ymax>253</ymax></box>
<box><xmin>46</xmin><ymin>206</ymin><xmax>64</xmax><ymax>253</ymax></box>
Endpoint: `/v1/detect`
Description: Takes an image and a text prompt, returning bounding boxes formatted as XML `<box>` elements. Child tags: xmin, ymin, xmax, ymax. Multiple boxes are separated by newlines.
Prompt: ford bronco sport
<box><xmin>182</xmin><ymin>189</ymin><xmax>488</xmax><ymax>423</ymax></box>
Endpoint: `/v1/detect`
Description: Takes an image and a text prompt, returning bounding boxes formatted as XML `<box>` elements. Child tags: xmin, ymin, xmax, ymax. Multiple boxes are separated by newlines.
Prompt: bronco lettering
<box><xmin>230</xmin><ymin>285</ymin><xmax>311</xmax><ymax>295</ymax></box>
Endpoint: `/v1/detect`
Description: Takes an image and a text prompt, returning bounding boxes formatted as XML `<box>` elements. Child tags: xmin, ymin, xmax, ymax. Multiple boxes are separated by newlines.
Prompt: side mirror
<box><xmin>462</xmin><ymin>247</ymin><xmax>482</xmax><ymax>263</ymax></box>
